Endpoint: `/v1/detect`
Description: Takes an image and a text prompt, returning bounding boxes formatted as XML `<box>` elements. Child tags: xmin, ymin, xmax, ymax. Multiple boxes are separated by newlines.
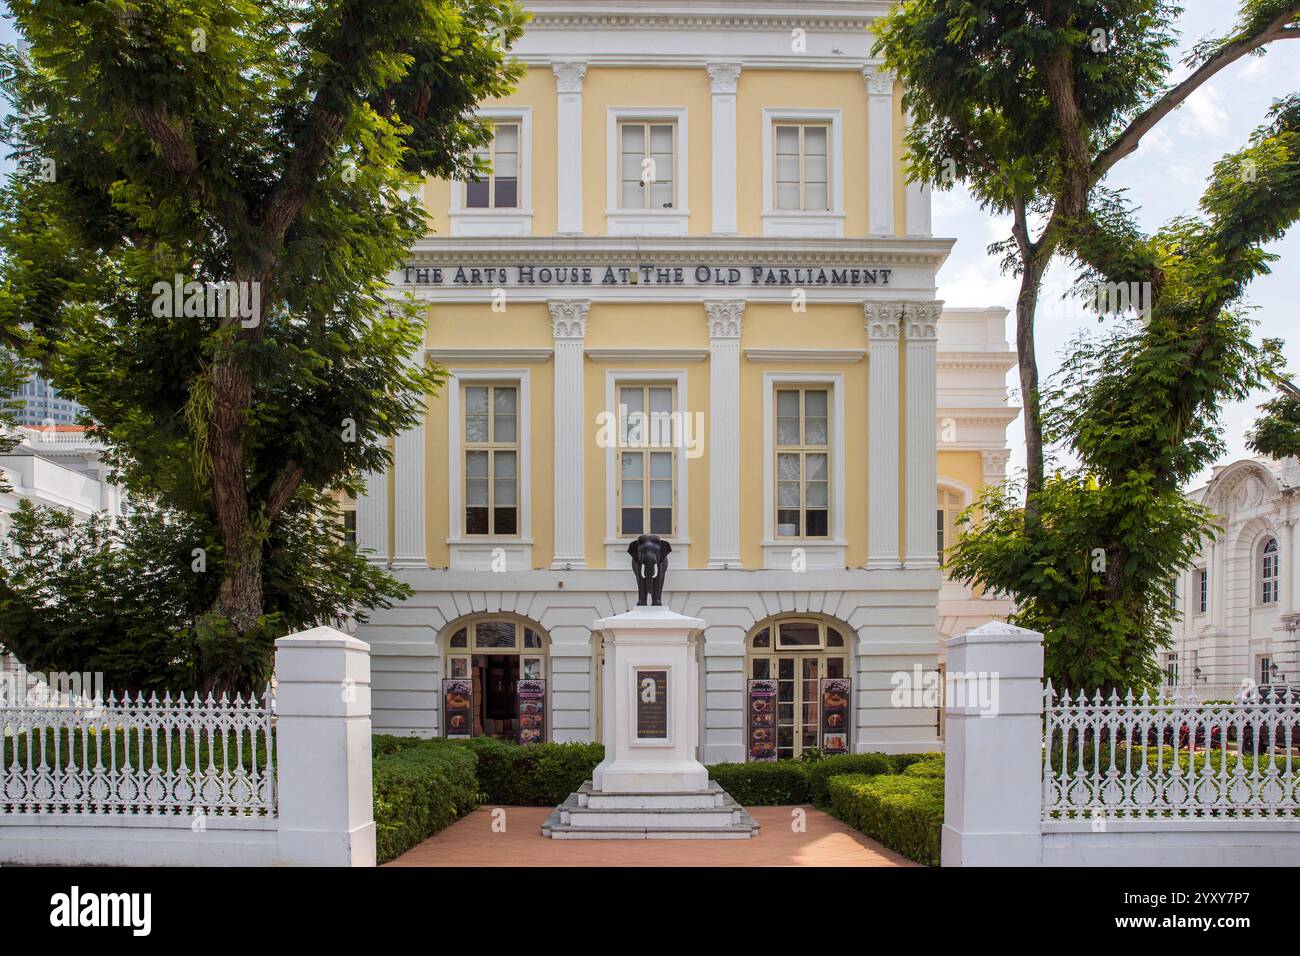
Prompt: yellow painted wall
<box><xmin>422</xmin><ymin>66</ymin><xmax>558</xmax><ymax>237</ymax></box>
<box><xmin>579</xmin><ymin>68</ymin><xmax>714</xmax><ymax>236</ymax></box>
<box><xmin>736</xmin><ymin>70</ymin><xmax>869</xmax><ymax>237</ymax></box>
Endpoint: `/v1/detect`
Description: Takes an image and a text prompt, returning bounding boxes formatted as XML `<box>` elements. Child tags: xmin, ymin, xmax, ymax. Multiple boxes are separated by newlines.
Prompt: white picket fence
<box><xmin>1042</xmin><ymin>684</ymin><xmax>1300</xmax><ymax>821</ymax></box>
<box><xmin>1</xmin><ymin>691</ymin><xmax>276</xmax><ymax>817</ymax></box>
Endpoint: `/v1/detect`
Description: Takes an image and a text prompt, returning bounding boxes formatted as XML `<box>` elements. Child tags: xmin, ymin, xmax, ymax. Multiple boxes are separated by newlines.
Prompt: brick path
<box><xmin>387</xmin><ymin>805</ymin><xmax>915</xmax><ymax>866</ymax></box>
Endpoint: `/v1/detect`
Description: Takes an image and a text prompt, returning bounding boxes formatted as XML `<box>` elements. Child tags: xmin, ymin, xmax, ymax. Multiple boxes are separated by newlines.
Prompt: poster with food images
<box><xmin>820</xmin><ymin>678</ymin><xmax>851</xmax><ymax>754</ymax></box>
<box><xmin>516</xmin><ymin>678</ymin><xmax>546</xmax><ymax>746</ymax></box>
<box><xmin>442</xmin><ymin>678</ymin><xmax>473</xmax><ymax>739</ymax></box>
<box><xmin>747</xmin><ymin>679</ymin><xmax>778</xmax><ymax>762</ymax></box>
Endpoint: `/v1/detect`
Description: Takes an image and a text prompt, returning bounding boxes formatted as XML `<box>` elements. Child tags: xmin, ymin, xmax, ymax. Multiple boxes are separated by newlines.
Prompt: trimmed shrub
<box><xmin>707</xmin><ymin>760</ymin><xmax>810</xmax><ymax>804</ymax></box>
<box><xmin>890</xmin><ymin>751</ymin><xmax>944</xmax><ymax>774</ymax></box>
<box><xmin>372</xmin><ymin>736</ymin><xmax>478</xmax><ymax>864</ymax></box>
<box><xmin>455</xmin><ymin>737</ymin><xmax>603</xmax><ymax>805</ymax></box>
<box><xmin>903</xmin><ymin>757</ymin><xmax>945</xmax><ymax>779</ymax></box>
<box><xmin>806</xmin><ymin>752</ymin><xmax>894</xmax><ymax>805</ymax></box>
<box><xmin>828</xmin><ymin>771</ymin><xmax>944</xmax><ymax>867</ymax></box>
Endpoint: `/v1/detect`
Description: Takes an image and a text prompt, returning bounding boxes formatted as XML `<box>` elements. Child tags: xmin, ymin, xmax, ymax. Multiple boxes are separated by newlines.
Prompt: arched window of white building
<box><xmin>1261</xmin><ymin>537</ymin><xmax>1280</xmax><ymax>605</ymax></box>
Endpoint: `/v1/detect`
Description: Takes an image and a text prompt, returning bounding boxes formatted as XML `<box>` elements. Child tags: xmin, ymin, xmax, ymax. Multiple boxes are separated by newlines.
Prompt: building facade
<box><xmin>1170</xmin><ymin>455</ymin><xmax>1300</xmax><ymax>697</ymax></box>
<box><xmin>4</xmin><ymin>371</ymin><xmax>88</xmax><ymax>427</ymax></box>
<box><xmin>353</xmin><ymin>0</ymin><xmax>1015</xmax><ymax>761</ymax></box>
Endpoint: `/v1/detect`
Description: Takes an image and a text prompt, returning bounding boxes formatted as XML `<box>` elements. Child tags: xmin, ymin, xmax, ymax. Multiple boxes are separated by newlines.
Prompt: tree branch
<box><xmin>1092</xmin><ymin>3</ymin><xmax>1300</xmax><ymax>184</ymax></box>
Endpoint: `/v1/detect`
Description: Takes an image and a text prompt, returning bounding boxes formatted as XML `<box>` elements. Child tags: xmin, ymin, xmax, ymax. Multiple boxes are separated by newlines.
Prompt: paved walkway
<box><xmin>387</xmin><ymin>805</ymin><xmax>916</xmax><ymax>867</ymax></box>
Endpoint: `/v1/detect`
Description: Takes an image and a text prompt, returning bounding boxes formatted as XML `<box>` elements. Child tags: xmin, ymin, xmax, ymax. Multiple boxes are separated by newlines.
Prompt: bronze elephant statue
<box><xmin>627</xmin><ymin>534</ymin><xmax>672</xmax><ymax>606</ymax></box>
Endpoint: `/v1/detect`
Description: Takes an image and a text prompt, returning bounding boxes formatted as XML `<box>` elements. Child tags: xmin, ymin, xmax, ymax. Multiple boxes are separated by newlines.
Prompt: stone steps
<box><xmin>542</xmin><ymin>781</ymin><xmax>761</xmax><ymax>840</ymax></box>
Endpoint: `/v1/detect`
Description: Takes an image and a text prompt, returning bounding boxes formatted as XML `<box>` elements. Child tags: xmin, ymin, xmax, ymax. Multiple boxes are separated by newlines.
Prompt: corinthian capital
<box><xmin>903</xmin><ymin>301</ymin><xmax>942</xmax><ymax>341</ymax></box>
<box><xmin>864</xmin><ymin>301</ymin><xmax>902</xmax><ymax>340</ymax></box>
<box><xmin>862</xmin><ymin>64</ymin><xmax>895</xmax><ymax>96</ymax></box>
<box><xmin>552</xmin><ymin>61</ymin><xmax>588</xmax><ymax>94</ymax></box>
<box><xmin>707</xmin><ymin>63</ymin><xmax>742</xmax><ymax>95</ymax></box>
<box><xmin>704</xmin><ymin>300</ymin><xmax>745</xmax><ymax>339</ymax></box>
<box><xmin>549</xmin><ymin>300</ymin><xmax>590</xmax><ymax>339</ymax></box>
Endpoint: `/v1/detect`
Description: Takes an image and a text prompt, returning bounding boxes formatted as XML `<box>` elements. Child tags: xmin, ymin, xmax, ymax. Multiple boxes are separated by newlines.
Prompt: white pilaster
<box><xmin>1280</xmin><ymin>518</ymin><xmax>1295</xmax><ymax>617</ymax></box>
<box><xmin>865</xmin><ymin>303</ymin><xmax>901</xmax><ymax>569</ymax></box>
<box><xmin>356</xmin><ymin>463</ymin><xmax>389</xmax><ymax>565</ymax></box>
<box><xmin>707</xmin><ymin>63</ymin><xmax>741</xmax><ymax>236</ymax></box>
<box><xmin>1291</xmin><ymin>509</ymin><xmax>1300</xmax><ymax>621</ymax></box>
<box><xmin>1211</xmin><ymin>534</ymin><xmax>1226</xmax><ymax>629</ymax></box>
<box><xmin>904</xmin><ymin>301</ymin><xmax>941</xmax><ymax>569</ymax></box>
<box><xmin>705</xmin><ymin>301</ymin><xmax>744</xmax><ymax>568</ymax></box>
<box><xmin>391</xmin><ymin>353</ymin><xmax>427</xmax><ymax>568</ymax></box>
<box><xmin>863</xmin><ymin>65</ymin><xmax>896</xmax><ymax>236</ymax></box>
<box><xmin>903</xmin><ymin>109</ymin><xmax>932</xmax><ymax>236</ymax></box>
<box><xmin>553</xmin><ymin>61</ymin><xmax>587</xmax><ymax>235</ymax></box>
<box><xmin>550</xmin><ymin>300</ymin><xmax>589</xmax><ymax>569</ymax></box>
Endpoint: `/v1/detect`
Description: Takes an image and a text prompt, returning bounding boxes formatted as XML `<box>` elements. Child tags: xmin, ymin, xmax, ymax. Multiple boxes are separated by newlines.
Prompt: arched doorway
<box><xmin>443</xmin><ymin>616</ymin><xmax>549</xmax><ymax>741</ymax></box>
<box><xmin>746</xmin><ymin>616</ymin><xmax>851</xmax><ymax>760</ymax></box>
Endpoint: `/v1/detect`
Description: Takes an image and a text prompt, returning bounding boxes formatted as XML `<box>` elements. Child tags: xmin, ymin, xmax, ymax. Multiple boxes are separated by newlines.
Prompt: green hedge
<box><xmin>372</xmin><ymin>736</ymin><xmax>479</xmax><ymax>864</ymax></box>
<box><xmin>891</xmin><ymin>751</ymin><xmax>944</xmax><ymax>774</ymax></box>
<box><xmin>828</xmin><ymin>772</ymin><xmax>944</xmax><ymax>867</ymax></box>
<box><xmin>902</xmin><ymin>757</ymin><xmax>945</xmax><ymax>779</ymax></box>
<box><xmin>455</xmin><ymin>737</ymin><xmax>604</xmax><ymax>805</ymax></box>
<box><xmin>805</xmin><ymin>753</ymin><xmax>894</xmax><ymax>804</ymax></box>
<box><xmin>708</xmin><ymin>760</ymin><xmax>810</xmax><ymax>804</ymax></box>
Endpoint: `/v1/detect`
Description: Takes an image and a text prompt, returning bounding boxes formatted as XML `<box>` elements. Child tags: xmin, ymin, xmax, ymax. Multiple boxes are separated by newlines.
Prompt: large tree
<box><xmin>874</xmin><ymin>0</ymin><xmax>1300</xmax><ymax>516</ymax></box>
<box><xmin>0</xmin><ymin>0</ymin><xmax>526</xmax><ymax>691</ymax></box>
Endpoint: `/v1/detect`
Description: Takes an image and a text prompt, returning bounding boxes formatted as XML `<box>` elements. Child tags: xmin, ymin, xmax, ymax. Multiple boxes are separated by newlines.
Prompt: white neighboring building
<box><xmin>1171</xmin><ymin>454</ymin><xmax>1300</xmax><ymax>696</ymax></box>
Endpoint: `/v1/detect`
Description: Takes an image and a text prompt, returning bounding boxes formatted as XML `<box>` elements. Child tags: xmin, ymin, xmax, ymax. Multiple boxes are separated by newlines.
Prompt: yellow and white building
<box><xmin>355</xmin><ymin>0</ymin><xmax>1016</xmax><ymax>760</ymax></box>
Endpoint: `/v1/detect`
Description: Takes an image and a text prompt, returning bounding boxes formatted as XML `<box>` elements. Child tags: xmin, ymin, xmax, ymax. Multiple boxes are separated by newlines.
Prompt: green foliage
<box><xmin>454</xmin><ymin>737</ymin><xmax>603</xmax><ymax>805</ymax></box>
<box><xmin>805</xmin><ymin>753</ymin><xmax>894</xmax><ymax>805</ymax></box>
<box><xmin>1248</xmin><ymin>394</ymin><xmax>1300</xmax><ymax>459</ymax></box>
<box><xmin>828</xmin><ymin>772</ymin><xmax>945</xmax><ymax>867</ymax></box>
<box><xmin>890</xmin><ymin>752</ymin><xmax>944</xmax><ymax>773</ymax></box>
<box><xmin>902</xmin><ymin>757</ymin><xmax>946</xmax><ymax>779</ymax></box>
<box><xmin>0</xmin><ymin>495</ymin><xmax>409</xmax><ymax>692</ymax></box>
<box><xmin>0</xmin><ymin>0</ymin><xmax>525</xmax><ymax>691</ymax></box>
<box><xmin>707</xmin><ymin>760</ymin><xmax>811</xmax><ymax>805</ymax></box>
<box><xmin>372</xmin><ymin>736</ymin><xmax>479</xmax><ymax>864</ymax></box>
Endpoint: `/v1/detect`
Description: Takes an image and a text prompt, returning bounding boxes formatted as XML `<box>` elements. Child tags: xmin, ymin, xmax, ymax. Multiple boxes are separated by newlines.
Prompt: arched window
<box><xmin>443</xmin><ymin>617</ymin><xmax>548</xmax><ymax>741</ymax></box>
<box><xmin>746</xmin><ymin>617</ymin><xmax>849</xmax><ymax>760</ymax></box>
<box><xmin>1261</xmin><ymin>537</ymin><xmax>1280</xmax><ymax>605</ymax></box>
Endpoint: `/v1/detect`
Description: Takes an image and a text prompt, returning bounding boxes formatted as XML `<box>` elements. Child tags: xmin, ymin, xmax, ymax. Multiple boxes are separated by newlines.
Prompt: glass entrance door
<box><xmin>747</xmin><ymin>618</ymin><xmax>849</xmax><ymax>760</ymax></box>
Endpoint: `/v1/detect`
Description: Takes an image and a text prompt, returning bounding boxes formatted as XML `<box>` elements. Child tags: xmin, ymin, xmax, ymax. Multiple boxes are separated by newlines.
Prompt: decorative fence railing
<box><xmin>1043</xmin><ymin>682</ymin><xmax>1300</xmax><ymax>821</ymax></box>
<box><xmin>1</xmin><ymin>690</ymin><xmax>276</xmax><ymax>817</ymax></box>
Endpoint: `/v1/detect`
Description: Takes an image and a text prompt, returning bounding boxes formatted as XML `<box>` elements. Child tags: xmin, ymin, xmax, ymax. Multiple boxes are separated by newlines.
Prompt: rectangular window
<box><xmin>463</xmin><ymin>383</ymin><xmax>518</xmax><ymax>536</ymax></box>
<box><xmin>1164</xmin><ymin>652</ymin><xmax>1179</xmax><ymax>686</ymax></box>
<box><xmin>465</xmin><ymin>122</ymin><xmax>520</xmax><ymax>209</ymax></box>
<box><xmin>1197</xmin><ymin>568</ymin><xmax>1208</xmax><ymax>615</ymax></box>
<box><xmin>342</xmin><ymin>509</ymin><xmax>357</xmax><ymax>548</ymax></box>
<box><xmin>619</xmin><ymin>121</ymin><xmax>676</xmax><ymax>210</ymax></box>
<box><xmin>1261</xmin><ymin>656</ymin><xmax>1273</xmax><ymax>686</ymax></box>
<box><xmin>773</xmin><ymin>123</ymin><xmax>830</xmax><ymax>212</ymax></box>
<box><xmin>775</xmin><ymin>387</ymin><xmax>830</xmax><ymax>538</ymax></box>
<box><xmin>936</xmin><ymin>489</ymin><xmax>962</xmax><ymax>561</ymax></box>
<box><xmin>617</xmin><ymin>384</ymin><xmax>676</xmax><ymax>536</ymax></box>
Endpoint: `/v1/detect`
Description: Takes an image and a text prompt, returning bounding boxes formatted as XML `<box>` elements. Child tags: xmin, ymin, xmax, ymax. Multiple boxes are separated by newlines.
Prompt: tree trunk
<box><xmin>1016</xmin><ymin>255</ymin><xmax>1047</xmax><ymax>521</ymax></box>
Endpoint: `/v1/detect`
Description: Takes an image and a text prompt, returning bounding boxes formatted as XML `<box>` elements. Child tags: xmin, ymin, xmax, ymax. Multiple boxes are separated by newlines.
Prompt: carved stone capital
<box><xmin>862</xmin><ymin>64</ymin><xmax>895</xmax><ymax>97</ymax></box>
<box><xmin>864</xmin><ymin>301</ymin><xmax>902</xmax><ymax>340</ymax></box>
<box><xmin>549</xmin><ymin>300</ymin><xmax>590</xmax><ymax>339</ymax></box>
<box><xmin>707</xmin><ymin>62</ymin><xmax>742</xmax><ymax>95</ymax></box>
<box><xmin>981</xmin><ymin>448</ymin><xmax>1012</xmax><ymax>482</ymax></box>
<box><xmin>552</xmin><ymin>61</ymin><xmax>588</xmax><ymax>94</ymax></box>
<box><xmin>903</xmin><ymin>300</ymin><xmax>942</xmax><ymax>341</ymax></box>
<box><xmin>704</xmin><ymin>300</ymin><xmax>745</xmax><ymax>339</ymax></box>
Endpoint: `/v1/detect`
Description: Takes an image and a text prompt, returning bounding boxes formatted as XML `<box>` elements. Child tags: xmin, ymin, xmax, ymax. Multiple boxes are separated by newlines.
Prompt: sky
<box><xmin>932</xmin><ymin>3</ymin><xmax>1300</xmax><ymax>490</ymax></box>
<box><xmin>2</xmin><ymin>3</ymin><xmax>1296</xmax><ymax>491</ymax></box>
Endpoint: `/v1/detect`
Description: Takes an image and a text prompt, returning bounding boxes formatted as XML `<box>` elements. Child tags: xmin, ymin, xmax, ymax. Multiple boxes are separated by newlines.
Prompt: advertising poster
<box><xmin>516</xmin><ymin>678</ymin><xmax>546</xmax><ymax>745</ymax></box>
<box><xmin>747</xmin><ymin>679</ymin><xmax>778</xmax><ymax>762</ymax></box>
<box><xmin>634</xmin><ymin>668</ymin><xmax>669</xmax><ymax>740</ymax></box>
<box><xmin>820</xmin><ymin>678</ymin><xmax>851</xmax><ymax>755</ymax></box>
<box><xmin>442</xmin><ymin>678</ymin><xmax>473</xmax><ymax>739</ymax></box>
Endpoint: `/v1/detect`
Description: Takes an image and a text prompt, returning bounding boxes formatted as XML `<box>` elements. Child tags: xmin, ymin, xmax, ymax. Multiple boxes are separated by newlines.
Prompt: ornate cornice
<box><xmin>548</xmin><ymin>300</ymin><xmax>590</xmax><ymax>339</ymax></box>
<box><xmin>704</xmin><ymin>300</ymin><xmax>745</xmax><ymax>339</ymax></box>
<box><xmin>707</xmin><ymin>62</ymin><xmax>742</xmax><ymax>94</ymax></box>
<box><xmin>530</xmin><ymin>13</ymin><xmax>877</xmax><ymax>34</ymax></box>
<box><xmin>862</xmin><ymin>64</ymin><xmax>895</xmax><ymax>96</ymax></box>
<box><xmin>552</xmin><ymin>60</ymin><xmax>588</xmax><ymax>93</ymax></box>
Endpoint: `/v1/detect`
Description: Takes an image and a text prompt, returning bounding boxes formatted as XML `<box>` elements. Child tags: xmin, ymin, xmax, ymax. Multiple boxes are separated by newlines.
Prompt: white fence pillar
<box><xmin>941</xmin><ymin>621</ymin><xmax>1043</xmax><ymax>867</ymax></box>
<box><xmin>275</xmin><ymin>627</ymin><xmax>376</xmax><ymax>867</ymax></box>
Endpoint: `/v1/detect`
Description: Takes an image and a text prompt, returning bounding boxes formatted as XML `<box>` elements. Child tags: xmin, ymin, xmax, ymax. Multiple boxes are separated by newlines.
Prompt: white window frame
<box><xmin>606</xmin><ymin>107</ymin><xmax>690</xmax><ymax>236</ymax></box>
<box><xmin>1196</xmin><ymin>567</ymin><xmax>1208</xmax><ymax>616</ymax></box>
<box><xmin>449</xmin><ymin>107</ymin><xmax>533</xmax><ymax>237</ymax></box>
<box><xmin>603</xmin><ymin>369</ymin><xmax>691</xmax><ymax>567</ymax></box>
<box><xmin>761</xmin><ymin>108</ymin><xmax>845</xmax><ymax>238</ymax></box>
<box><xmin>1260</xmin><ymin>536</ymin><xmax>1280</xmax><ymax>606</ymax></box>
<box><xmin>761</xmin><ymin>372</ymin><xmax>845</xmax><ymax>570</ymax></box>
<box><xmin>447</xmin><ymin>368</ymin><xmax>532</xmax><ymax>569</ymax></box>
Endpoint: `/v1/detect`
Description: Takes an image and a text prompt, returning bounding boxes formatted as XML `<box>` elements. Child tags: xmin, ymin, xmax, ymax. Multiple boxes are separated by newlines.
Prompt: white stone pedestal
<box><xmin>543</xmin><ymin>605</ymin><xmax>759</xmax><ymax>839</ymax></box>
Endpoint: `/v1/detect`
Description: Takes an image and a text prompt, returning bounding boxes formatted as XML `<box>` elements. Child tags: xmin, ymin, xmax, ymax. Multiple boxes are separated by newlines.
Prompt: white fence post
<box><xmin>941</xmin><ymin>621</ymin><xmax>1044</xmax><ymax>866</ymax></box>
<box><xmin>275</xmin><ymin>626</ymin><xmax>376</xmax><ymax>867</ymax></box>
